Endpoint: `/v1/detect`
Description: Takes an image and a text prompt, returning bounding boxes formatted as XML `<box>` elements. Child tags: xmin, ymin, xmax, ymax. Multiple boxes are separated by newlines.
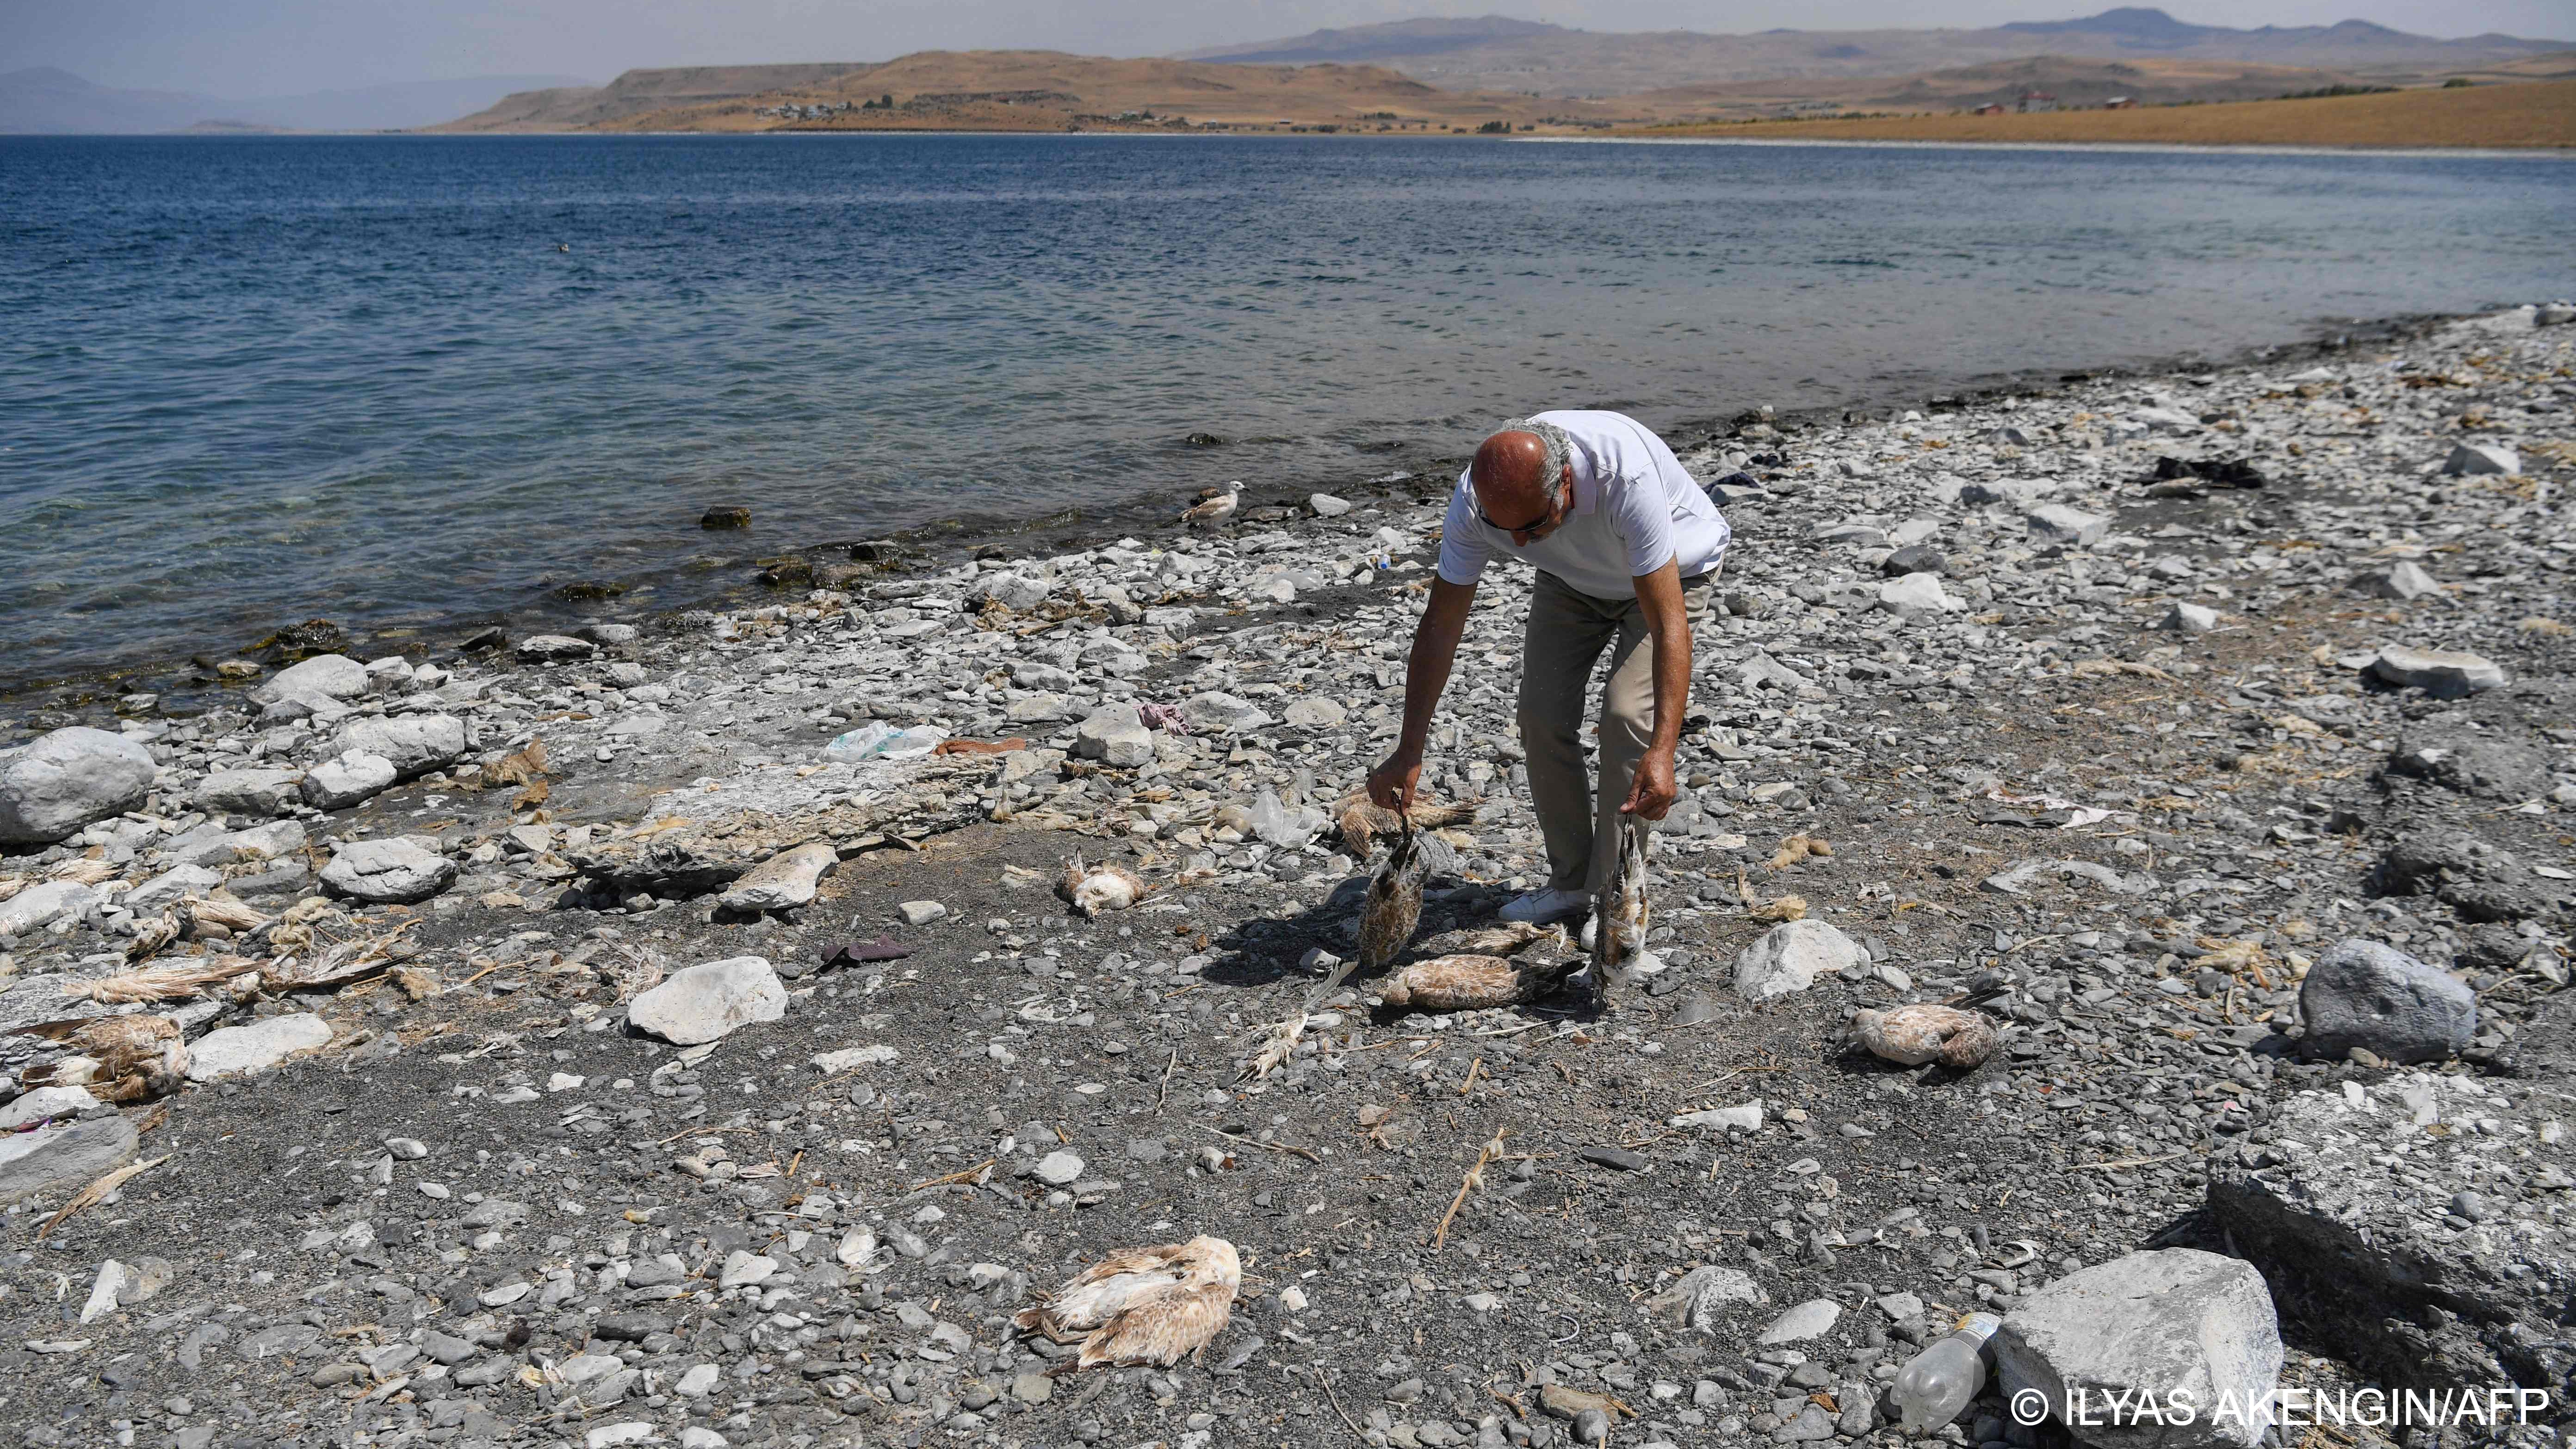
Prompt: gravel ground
<box><xmin>1</xmin><ymin>304</ymin><xmax>2571</xmax><ymax>1449</ymax></box>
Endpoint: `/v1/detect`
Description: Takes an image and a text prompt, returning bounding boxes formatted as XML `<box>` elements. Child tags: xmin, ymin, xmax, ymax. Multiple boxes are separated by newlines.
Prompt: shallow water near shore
<box><xmin>3</xmin><ymin>132</ymin><xmax>2570</xmax><ymax>693</ymax></box>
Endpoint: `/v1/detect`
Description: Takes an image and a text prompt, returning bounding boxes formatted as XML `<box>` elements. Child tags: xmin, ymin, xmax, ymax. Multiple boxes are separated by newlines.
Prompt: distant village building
<box><xmin>2104</xmin><ymin>96</ymin><xmax>2136</xmax><ymax>109</ymax></box>
<box><xmin>2017</xmin><ymin>91</ymin><xmax>2058</xmax><ymax>113</ymax></box>
<box><xmin>1973</xmin><ymin>102</ymin><xmax>2007</xmax><ymax>116</ymax></box>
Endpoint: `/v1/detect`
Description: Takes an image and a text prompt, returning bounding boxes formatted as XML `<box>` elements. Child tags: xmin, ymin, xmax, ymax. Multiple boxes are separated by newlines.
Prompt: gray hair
<box><xmin>1484</xmin><ymin>416</ymin><xmax>1575</xmax><ymax>491</ymax></box>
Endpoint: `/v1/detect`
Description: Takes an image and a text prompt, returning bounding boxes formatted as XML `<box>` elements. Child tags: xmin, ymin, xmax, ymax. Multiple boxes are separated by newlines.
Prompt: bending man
<box><xmin>1367</xmin><ymin>412</ymin><xmax>1730</xmax><ymax>924</ymax></box>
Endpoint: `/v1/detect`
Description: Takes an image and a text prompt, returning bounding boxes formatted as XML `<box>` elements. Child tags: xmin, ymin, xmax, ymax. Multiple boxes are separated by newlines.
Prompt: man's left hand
<box><xmin>1621</xmin><ymin>747</ymin><xmax>1678</xmax><ymax>821</ymax></box>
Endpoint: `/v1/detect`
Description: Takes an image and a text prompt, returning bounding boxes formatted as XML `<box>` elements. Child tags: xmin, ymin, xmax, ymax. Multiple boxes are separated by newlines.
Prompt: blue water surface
<box><xmin>1</xmin><ymin>133</ymin><xmax>2569</xmax><ymax>689</ymax></box>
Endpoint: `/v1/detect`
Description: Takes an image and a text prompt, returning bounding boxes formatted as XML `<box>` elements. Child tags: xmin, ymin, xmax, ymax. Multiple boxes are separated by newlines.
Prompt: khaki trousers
<box><xmin>1517</xmin><ymin>567</ymin><xmax>1715</xmax><ymax>894</ymax></box>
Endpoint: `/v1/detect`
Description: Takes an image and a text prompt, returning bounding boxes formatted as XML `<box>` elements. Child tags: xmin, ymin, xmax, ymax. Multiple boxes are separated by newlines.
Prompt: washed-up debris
<box><xmin>1013</xmin><ymin>1236</ymin><xmax>1239</xmax><ymax>1374</ymax></box>
<box><xmin>818</xmin><ymin>934</ymin><xmax>910</xmax><ymax>967</ymax></box>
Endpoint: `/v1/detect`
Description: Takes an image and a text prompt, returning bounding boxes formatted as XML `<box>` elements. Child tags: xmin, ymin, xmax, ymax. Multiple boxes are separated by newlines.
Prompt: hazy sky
<box><xmin>10</xmin><ymin>0</ymin><xmax>2569</xmax><ymax>97</ymax></box>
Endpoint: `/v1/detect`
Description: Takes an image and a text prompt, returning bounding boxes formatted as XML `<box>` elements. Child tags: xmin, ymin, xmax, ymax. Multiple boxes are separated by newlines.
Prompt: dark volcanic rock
<box><xmin>2297</xmin><ymin>938</ymin><xmax>2475</xmax><ymax>1064</ymax></box>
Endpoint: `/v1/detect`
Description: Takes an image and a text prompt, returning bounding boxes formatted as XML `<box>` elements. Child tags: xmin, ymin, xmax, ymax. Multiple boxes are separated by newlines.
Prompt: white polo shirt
<box><xmin>1435</xmin><ymin>409</ymin><xmax>1730</xmax><ymax>601</ymax></box>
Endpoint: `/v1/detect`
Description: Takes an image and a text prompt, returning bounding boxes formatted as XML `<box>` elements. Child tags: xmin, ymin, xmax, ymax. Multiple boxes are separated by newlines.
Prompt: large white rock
<box><xmin>321</xmin><ymin>839</ymin><xmax>458</xmax><ymax>904</ymax></box>
<box><xmin>1876</xmin><ymin>572</ymin><xmax>1957</xmax><ymax>618</ymax></box>
<box><xmin>328</xmin><ymin>714</ymin><xmax>468</xmax><ymax>780</ymax></box>
<box><xmin>977</xmin><ymin>573</ymin><xmax>1053</xmax><ymax>612</ymax></box>
<box><xmin>1994</xmin><ymin>1249</ymin><xmax>2282</xmax><ymax>1449</ymax></box>
<box><xmin>127</xmin><ymin>864</ymin><xmax>225</xmax><ymax>915</ymax></box>
<box><xmin>1073</xmin><ymin>703</ymin><xmax>1155</xmax><ymax>768</ymax></box>
<box><xmin>2155</xmin><ymin>601</ymin><xmax>2219</xmax><ymax>634</ymax></box>
<box><xmin>628</xmin><ymin>957</ymin><xmax>786</xmax><ymax>1045</ymax></box>
<box><xmin>0</xmin><ymin>1116</ymin><xmax>138</xmax><ymax>1205</ymax></box>
<box><xmin>1186</xmin><ymin>692</ymin><xmax>1275</xmax><ymax>734</ymax></box>
<box><xmin>2441</xmin><ymin>441</ymin><xmax>2519</xmax><ymax>476</ymax></box>
<box><xmin>2347</xmin><ymin>560</ymin><xmax>2440</xmax><ymax>601</ymax></box>
<box><xmin>0</xmin><ymin>880</ymin><xmax>98</xmax><ymax>938</ymax></box>
<box><xmin>2026</xmin><ymin>504</ymin><xmax>2112</xmax><ymax>548</ymax></box>
<box><xmin>718</xmin><ymin>842</ymin><xmax>838</xmax><ymax>912</ymax></box>
<box><xmin>255</xmin><ymin>654</ymin><xmax>371</xmax><ymax>705</ymax></box>
<box><xmin>0</xmin><ymin>1084</ymin><xmax>100</xmax><ymax>1132</ymax></box>
<box><xmin>0</xmin><ymin>727</ymin><xmax>158</xmax><ymax>844</ymax></box>
<box><xmin>1283</xmin><ymin>697</ymin><xmax>1348</xmax><ymax>731</ymax></box>
<box><xmin>1758</xmin><ymin>1299</ymin><xmax>1843</xmax><ymax>1344</ymax></box>
<box><xmin>2369</xmin><ymin>645</ymin><xmax>2505</xmax><ymax>697</ymax></box>
<box><xmin>186</xmin><ymin>1013</ymin><xmax>334</xmax><ymax>1082</ymax></box>
<box><xmin>196</xmin><ymin>767</ymin><xmax>305</xmax><ymax>817</ymax></box>
<box><xmin>1734</xmin><ymin>919</ymin><xmax>1869</xmax><ymax>1002</ymax></box>
<box><xmin>302</xmin><ymin>749</ymin><xmax>399</xmax><ymax>810</ymax></box>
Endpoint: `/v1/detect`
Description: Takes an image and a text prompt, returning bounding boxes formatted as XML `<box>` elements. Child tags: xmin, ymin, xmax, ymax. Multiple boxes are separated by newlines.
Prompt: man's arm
<box><xmin>1366</xmin><ymin>576</ymin><xmax>1478</xmax><ymax>811</ymax></box>
<box><xmin>1620</xmin><ymin>558</ymin><xmax>1690</xmax><ymax>820</ymax></box>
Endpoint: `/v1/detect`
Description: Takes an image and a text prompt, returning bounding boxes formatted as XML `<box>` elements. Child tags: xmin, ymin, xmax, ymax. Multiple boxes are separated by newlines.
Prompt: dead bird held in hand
<box><xmin>1014</xmin><ymin>1235</ymin><xmax>1239</xmax><ymax>1375</ymax></box>
<box><xmin>1357</xmin><ymin>821</ymin><xmax>1430</xmax><ymax>973</ymax></box>
<box><xmin>1332</xmin><ymin>791</ymin><xmax>1478</xmax><ymax>857</ymax></box>
<box><xmin>1590</xmin><ymin>816</ymin><xmax>1651</xmax><ymax>1009</ymax></box>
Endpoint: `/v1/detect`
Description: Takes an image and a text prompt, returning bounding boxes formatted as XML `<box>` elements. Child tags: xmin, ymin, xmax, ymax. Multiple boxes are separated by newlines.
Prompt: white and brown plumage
<box><xmin>1057</xmin><ymin>855</ymin><xmax>1151</xmax><ymax>916</ymax></box>
<box><xmin>1417</xmin><ymin>920</ymin><xmax>1560</xmax><ymax>958</ymax></box>
<box><xmin>1013</xmin><ymin>1235</ymin><xmax>1239</xmax><ymax>1375</ymax></box>
<box><xmin>1378</xmin><ymin>954</ymin><xmax>1579</xmax><ymax>1011</ymax></box>
<box><xmin>1178</xmin><ymin>482</ymin><xmax>1242</xmax><ymax>530</ymax></box>
<box><xmin>1591</xmin><ymin>817</ymin><xmax>1651</xmax><ymax>1008</ymax></box>
<box><xmin>1356</xmin><ymin>823</ymin><xmax>1429</xmax><ymax>974</ymax></box>
<box><xmin>1331</xmin><ymin>793</ymin><xmax>1478</xmax><ymax>857</ymax></box>
<box><xmin>1852</xmin><ymin>1004</ymin><xmax>2000</xmax><ymax>1070</ymax></box>
<box><xmin>13</xmin><ymin>1014</ymin><xmax>188</xmax><ymax>1102</ymax></box>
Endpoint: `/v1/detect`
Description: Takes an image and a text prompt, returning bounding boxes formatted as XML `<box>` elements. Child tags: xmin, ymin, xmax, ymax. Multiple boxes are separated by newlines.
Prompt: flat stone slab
<box><xmin>187</xmin><ymin>1013</ymin><xmax>334</xmax><ymax>1081</ymax></box>
<box><xmin>2209</xmin><ymin>1071</ymin><xmax>2571</xmax><ymax>1399</ymax></box>
<box><xmin>627</xmin><ymin>957</ymin><xmax>786</xmax><ymax>1045</ymax></box>
<box><xmin>0</xmin><ymin>1116</ymin><xmax>140</xmax><ymax>1205</ymax></box>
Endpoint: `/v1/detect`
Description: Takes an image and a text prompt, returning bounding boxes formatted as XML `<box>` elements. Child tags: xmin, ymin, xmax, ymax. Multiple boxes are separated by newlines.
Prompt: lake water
<box><xmin>2</xmin><ymin>133</ymin><xmax>2569</xmax><ymax>694</ymax></box>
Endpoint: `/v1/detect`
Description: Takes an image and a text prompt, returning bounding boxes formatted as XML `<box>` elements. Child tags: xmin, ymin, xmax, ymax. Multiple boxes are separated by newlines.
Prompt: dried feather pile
<box><xmin>1769</xmin><ymin>833</ymin><xmax>1833</xmax><ymax>870</ymax></box>
<box><xmin>63</xmin><ymin>954</ymin><xmax>265</xmax><ymax>1005</ymax></box>
<box><xmin>1014</xmin><ymin>1236</ymin><xmax>1239</xmax><ymax>1375</ymax></box>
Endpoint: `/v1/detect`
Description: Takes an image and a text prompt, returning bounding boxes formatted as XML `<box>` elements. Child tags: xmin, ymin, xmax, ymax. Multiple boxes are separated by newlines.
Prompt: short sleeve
<box><xmin>1609</xmin><ymin>467</ymin><xmax>1678</xmax><ymax>579</ymax></box>
<box><xmin>1435</xmin><ymin>474</ymin><xmax>1492</xmax><ymax>587</ymax></box>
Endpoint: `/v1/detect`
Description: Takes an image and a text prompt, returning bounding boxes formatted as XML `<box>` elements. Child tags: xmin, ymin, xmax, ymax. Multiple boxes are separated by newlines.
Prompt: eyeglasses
<box><xmin>1476</xmin><ymin>477</ymin><xmax>1570</xmax><ymax>539</ymax></box>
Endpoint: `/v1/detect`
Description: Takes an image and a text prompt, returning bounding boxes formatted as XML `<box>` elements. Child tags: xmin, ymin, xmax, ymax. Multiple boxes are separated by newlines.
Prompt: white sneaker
<box><xmin>1499</xmin><ymin>887</ymin><xmax>1591</xmax><ymax>924</ymax></box>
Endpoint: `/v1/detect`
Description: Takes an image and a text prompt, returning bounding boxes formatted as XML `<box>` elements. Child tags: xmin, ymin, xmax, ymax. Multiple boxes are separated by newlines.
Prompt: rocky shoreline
<box><xmin>1</xmin><ymin>303</ymin><xmax>2571</xmax><ymax>1449</ymax></box>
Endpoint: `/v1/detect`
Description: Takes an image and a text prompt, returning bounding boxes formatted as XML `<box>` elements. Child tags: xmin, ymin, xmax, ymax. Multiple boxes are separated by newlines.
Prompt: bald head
<box><xmin>1470</xmin><ymin>427</ymin><xmax>1569</xmax><ymax>533</ymax></box>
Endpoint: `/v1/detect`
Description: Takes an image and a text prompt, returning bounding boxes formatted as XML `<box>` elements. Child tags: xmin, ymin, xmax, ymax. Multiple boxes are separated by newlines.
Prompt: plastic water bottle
<box><xmin>1890</xmin><ymin>1311</ymin><xmax>2002</xmax><ymax>1434</ymax></box>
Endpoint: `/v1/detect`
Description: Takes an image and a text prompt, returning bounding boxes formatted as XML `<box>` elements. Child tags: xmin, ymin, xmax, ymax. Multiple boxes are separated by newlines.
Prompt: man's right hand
<box><xmin>1367</xmin><ymin>750</ymin><xmax>1423</xmax><ymax>812</ymax></box>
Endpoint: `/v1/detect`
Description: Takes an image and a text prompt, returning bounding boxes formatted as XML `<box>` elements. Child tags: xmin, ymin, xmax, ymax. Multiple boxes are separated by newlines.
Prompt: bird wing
<box><xmin>1069</xmin><ymin>1280</ymin><xmax>1236</xmax><ymax>1373</ymax></box>
<box><xmin>1031</xmin><ymin>1245</ymin><xmax>1198</xmax><ymax>1331</ymax></box>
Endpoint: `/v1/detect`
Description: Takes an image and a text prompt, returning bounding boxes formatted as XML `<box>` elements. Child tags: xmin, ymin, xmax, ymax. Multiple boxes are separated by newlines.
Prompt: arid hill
<box><xmin>1631</xmin><ymin>73</ymin><xmax>2576</xmax><ymax>147</ymax></box>
<box><xmin>434</xmin><ymin>51</ymin><xmax>1599</xmax><ymax>133</ymax></box>
<box><xmin>1633</xmin><ymin>55</ymin><xmax>2386</xmax><ymax>120</ymax></box>
<box><xmin>1186</xmin><ymin>7</ymin><xmax>2572</xmax><ymax>96</ymax></box>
